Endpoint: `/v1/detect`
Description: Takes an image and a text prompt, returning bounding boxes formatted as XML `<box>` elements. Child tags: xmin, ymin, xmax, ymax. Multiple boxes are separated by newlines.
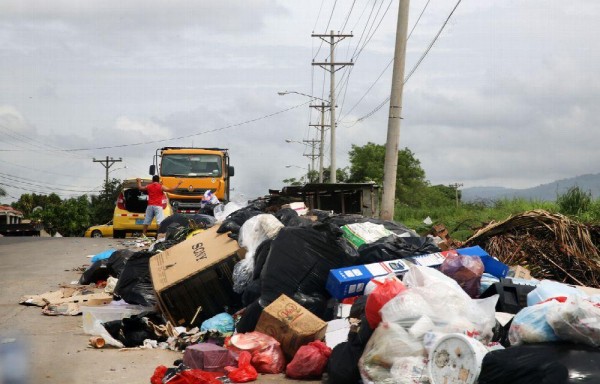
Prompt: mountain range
<box><xmin>461</xmin><ymin>173</ymin><xmax>600</xmax><ymax>202</ymax></box>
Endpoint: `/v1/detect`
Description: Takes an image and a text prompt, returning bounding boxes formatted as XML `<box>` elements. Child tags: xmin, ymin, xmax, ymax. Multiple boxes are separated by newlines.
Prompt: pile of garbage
<box><xmin>19</xmin><ymin>201</ymin><xmax>600</xmax><ymax>383</ymax></box>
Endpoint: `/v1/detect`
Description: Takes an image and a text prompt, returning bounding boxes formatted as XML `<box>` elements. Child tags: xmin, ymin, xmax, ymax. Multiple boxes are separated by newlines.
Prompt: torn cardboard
<box><xmin>255</xmin><ymin>294</ymin><xmax>327</xmax><ymax>360</ymax></box>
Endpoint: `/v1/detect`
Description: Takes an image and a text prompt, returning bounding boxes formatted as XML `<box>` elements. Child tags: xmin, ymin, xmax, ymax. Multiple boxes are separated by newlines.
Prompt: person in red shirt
<box><xmin>136</xmin><ymin>176</ymin><xmax>182</xmax><ymax>237</ymax></box>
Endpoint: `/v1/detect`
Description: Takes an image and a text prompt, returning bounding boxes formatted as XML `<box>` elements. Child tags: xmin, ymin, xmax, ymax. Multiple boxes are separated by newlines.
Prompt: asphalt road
<box><xmin>0</xmin><ymin>237</ymin><xmax>322</xmax><ymax>384</ymax></box>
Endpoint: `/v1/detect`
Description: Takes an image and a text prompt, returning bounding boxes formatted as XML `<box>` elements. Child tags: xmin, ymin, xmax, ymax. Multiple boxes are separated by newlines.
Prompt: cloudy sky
<box><xmin>1</xmin><ymin>0</ymin><xmax>599</xmax><ymax>204</ymax></box>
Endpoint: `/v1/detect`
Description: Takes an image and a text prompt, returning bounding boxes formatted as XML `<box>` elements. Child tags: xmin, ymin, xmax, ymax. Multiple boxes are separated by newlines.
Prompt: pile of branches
<box><xmin>465</xmin><ymin>209</ymin><xmax>600</xmax><ymax>287</ymax></box>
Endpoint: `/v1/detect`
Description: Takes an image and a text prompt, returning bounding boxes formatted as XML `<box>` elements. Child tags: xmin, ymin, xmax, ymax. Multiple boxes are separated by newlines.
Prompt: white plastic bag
<box><xmin>232</xmin><ymin>214</ymin><xmax>284</xmax><ymax>294</ymax></box>
<box><xmin>547</xmin><ymin>295</ymin><xmax>600</xmax><ymax>347</ymax></box>
<box><xmin>508</xmin><ymin>298</ymin><xmax>562</xmax><ymax>345</ymax></box>
<box><xmin>359</xmin><ymin>322</ymin><xmax>425</xmax><ymax>384</ymax></box>
<box><xmin>213</xmin><ymin>201</ymin><xmax>246</xmax><ymax>223</ymax></box>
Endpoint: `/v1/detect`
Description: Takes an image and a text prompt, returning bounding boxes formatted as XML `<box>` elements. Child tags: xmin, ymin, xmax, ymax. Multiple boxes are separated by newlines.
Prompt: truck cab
<box><xmin>150</xmin><ymin>147</ymin><xmax>234</xmax><ymax>214</ymax></box>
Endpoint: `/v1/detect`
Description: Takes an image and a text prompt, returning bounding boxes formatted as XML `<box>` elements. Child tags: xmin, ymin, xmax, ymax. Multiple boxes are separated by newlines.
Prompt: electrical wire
<box><xmin>340</xmin><ymin>0</ymin><xmax>356</xmax><ymax>32</ymax></box>
<box><xmin>1</xmin><ymin>159</ymin><xmax>100</xmax><ymax>181</ymax></box>
<box><xmin>346</xmin><ymin>0</ymin><xmax>463</xmax><ymax>125</ymax></box>
<box><xmin>0</xmin><ymin>173</ymin><xmax>98</xmax><ymax>193</ymax></box>
<box><xmin>0</xmin><ymin>101</ymin><xmax>311</xmax><ymax>153</ymax></box>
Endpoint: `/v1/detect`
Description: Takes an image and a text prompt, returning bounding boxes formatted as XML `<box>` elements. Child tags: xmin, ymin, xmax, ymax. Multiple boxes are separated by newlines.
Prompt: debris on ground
<box><xmin>18</xmin><ymin>202</ymin><xmax>600</xmax><ymax>383</ymax></box>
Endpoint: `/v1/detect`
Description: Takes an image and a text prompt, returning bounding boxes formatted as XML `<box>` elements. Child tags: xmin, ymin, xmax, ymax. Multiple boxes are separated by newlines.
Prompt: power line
<box><xmin>0</xmin><ymin>101</ymin><xmax>310</xmax><ymax>153</ymax></box>
<box><xmin>1</xmin><ymin>158</ymin><xmax>99</xmax><ymax>180</ymax></box>
<box><xmin>347</xmin><ymin>0</ymin><xmax>464</xmax><ymax>125</ymax></box>
<box><xmin>339</xmin><ymin>0</ymin><xmax>356</xmax><ymax>32</ymax></box>
<box><xmin>0</xmin><ymin>173</ymin><xmax>98</xmax><ymax>193</ymax></box>
<box><xmin>339</xmin><ymin>0</ymin><xmax>433</xmax><ymax>122</ymax></box>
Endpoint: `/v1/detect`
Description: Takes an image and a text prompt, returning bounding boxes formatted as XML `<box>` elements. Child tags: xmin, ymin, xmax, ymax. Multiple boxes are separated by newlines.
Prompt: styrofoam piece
<box><xmin>82</xmin><ymin>302</ymin><xmax>151</xmax><ymax>334</ymax></box>
<box><xmin>428</xmin><ymin>333</ymin><xmax>488</xmax><ymax>384</ymax></box>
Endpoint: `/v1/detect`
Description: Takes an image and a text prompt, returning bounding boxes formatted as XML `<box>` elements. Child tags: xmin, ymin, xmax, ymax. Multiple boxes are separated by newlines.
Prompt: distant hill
<box><xmin>462</xmin><ymin>173</ymin><xmax>600</xmax><ymax>202</ymax></box>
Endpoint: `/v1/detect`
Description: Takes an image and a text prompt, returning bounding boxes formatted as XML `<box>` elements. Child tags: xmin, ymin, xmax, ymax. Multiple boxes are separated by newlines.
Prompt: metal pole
<box><xmin>329</xmin><ymin>30</ymin><xmax>337</xmax><ymax>183</ymax></box>
<box><xmin>381</xmin><ymin>0</ymin><xmax>410</xmax><ymax>220</ymax></box>
<box><xmin>319</xmin><ymin>102</ymin><xmax>325</xmax><ymax>183</ymax></box>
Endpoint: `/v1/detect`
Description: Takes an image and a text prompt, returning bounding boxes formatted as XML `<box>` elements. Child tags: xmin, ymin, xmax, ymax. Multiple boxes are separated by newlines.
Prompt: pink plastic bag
<box><xmin>365</xmin><ymin>275</ymin><xmax>406</xmax><ymax>329</ymax></box>
<box><xmin>225</xmin><ymin>331</ymin><xmax>286</xmax><ymax>374</ymax></box>
<box><xmin>286</xmin><ymin>340</ymin><xmax>332</xmax><ymax>379</ymax></box>
<box><xmin>440</xmin><ymin>253</ymin><xmax>484</xmax><ymax>298</ymax></box>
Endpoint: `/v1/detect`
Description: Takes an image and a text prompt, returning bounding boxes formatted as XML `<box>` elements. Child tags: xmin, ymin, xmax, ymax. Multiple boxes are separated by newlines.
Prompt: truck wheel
<box><xmin>113</xmin><ymin>230</ymin><xmax>126</xmax><ymax>239</ymax></box>
<box><xmin>91</xmin><ymin>230</ymin><xmax>103</xmax><ymax>238</ymax></box>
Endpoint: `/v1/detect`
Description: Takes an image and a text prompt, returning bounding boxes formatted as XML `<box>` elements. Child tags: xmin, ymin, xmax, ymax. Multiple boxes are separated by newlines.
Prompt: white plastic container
<box><xmin>82</xmin><ymin>302</ymin><xmax>151</xmax><ymax>335</ymax></box>
<box><xmin>526</xmin><ymin>280</ymin><xmax>583</xmax><ymax>306</ymax></box>
<box><xmin>428</xmin><ymin>333</ymin><xmax>488</xmax><ymax>384</ymax></box>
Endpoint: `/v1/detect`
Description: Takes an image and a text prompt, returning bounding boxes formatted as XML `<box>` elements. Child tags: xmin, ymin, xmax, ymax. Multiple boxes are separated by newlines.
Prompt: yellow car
<box><xmin>84</xmin><ymin>221</ymin><xmax>114</xmax><ymax>238</ymax></box>
<box><xmin>112</xmin><ymin>178</ymin><xmax>173</xmax><ymax>238</ymax></box>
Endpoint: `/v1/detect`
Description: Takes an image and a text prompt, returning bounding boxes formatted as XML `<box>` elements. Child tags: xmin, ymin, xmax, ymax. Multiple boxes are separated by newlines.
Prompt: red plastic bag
<box><xmin>365</xmin><ymin>275</ymin><xmax>406</xmax><ymax>329</ymax></box>
<box><xmin>225</xmin><ymin>331</ymin><xmax>286</xmax><ymax>373</ymax></box>
<box><xmin>440</xmin><ymin>253</ymin><xmax>484</xmax><ymax>298</ymax></box>
<box><xmin>286</xmin><ymin>340</ymin><xmax>332</xmax><ymax>379</ymax></box>
<box><xmin>150</xmin><ymin>365</ymin><xmax>221</xmax><ymax>384</ymax></box>
<box><xmin>225</xmin><ymin>351</ymin><xmax>258</xmax><ymax>383</ymax></box>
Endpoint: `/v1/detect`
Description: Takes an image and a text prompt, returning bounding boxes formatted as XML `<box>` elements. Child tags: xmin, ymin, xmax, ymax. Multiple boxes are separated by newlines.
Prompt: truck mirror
<box><xmin>228</xmin><ymin>166</ymin><xmax>235</xmax><ymax>177</ymax></box>
<box><xmin>149</xmin><ymin>165</ymin><xmax>156</xmax><ymax>175</ymax></box>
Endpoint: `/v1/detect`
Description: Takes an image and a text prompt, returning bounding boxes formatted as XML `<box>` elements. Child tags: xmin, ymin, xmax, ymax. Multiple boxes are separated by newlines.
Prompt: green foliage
<box><xmin>31</xmin><ymin>195</ymin><xmax>92</xmax><ymax>237</ymax></box>
<box><xmin>12</xmin><ymin>193</ymin><xmax>62</xmax><ymax>217</ymax></box>
<box><xmin>90</xmin><ymin>178</ymin><xmax>122</xmax><ymax>224</ymax></box>
<box><xmin>348</xmin><ymin>143</ymin><xmax>427</xmax><ymax>207</ymax></box>
<box><xmin>556</xmin><ymin>186</ymin><xmax>592</xmax><ymax>216</ymax></box>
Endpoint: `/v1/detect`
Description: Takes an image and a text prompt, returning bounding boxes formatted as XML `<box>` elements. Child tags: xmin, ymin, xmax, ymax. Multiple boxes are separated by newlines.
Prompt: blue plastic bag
<box><xmin>508</xmin><ymin>298</ymin><xmax>563</xmax><ymax>345</ymax></box>
<box><xmin>91</xmin><ymin>249</ymin><xmax>116</xmax><ymax>263</ymax></box>
<box><xmin>200</xmin><ymin>313</ymin><xmax>235</xmax><ymax>333</ymax></box>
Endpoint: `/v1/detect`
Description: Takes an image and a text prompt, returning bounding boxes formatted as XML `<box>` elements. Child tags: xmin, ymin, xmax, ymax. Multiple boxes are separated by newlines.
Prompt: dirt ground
<box><xmin>0</xmin><ymin>237</ymin><xmax>323</xmax><ymax>384</ymax></box>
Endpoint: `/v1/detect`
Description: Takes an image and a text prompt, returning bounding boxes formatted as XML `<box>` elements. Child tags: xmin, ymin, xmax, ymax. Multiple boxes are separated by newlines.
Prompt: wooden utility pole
<box><xmin>381</xmin><ymin>0</ymin><xmax>410</xmax><ymax>220</ymax></box>
<box><xmin>449</xmin><ymin>183</ymin><xmax>463</xmax><ymax>207</ymax></box>
<box><xmin>310</xmin><ymin>102</ymin><xmax>330</xmax><ymax>183</ymax></box>
<box><xmin>93</xmin><ymin>156</ymin><xmax>122</xmax><ymax>189</ymax></box>
<box><xmin>312</xmin><ymin>31</ymin><xmax>353</xmax><ymax>183</ymax></box>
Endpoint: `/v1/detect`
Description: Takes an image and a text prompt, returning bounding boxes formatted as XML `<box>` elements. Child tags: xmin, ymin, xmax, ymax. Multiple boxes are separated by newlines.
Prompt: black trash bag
<box><xmin>357</xmin><ymin>235</ymin><xmax>441</xmax><ymax>264</ymax></box>
<box><xmin>78</xmin><ymin>258</ymin><xmax>110</xmax><ymax>285</ymax></box>
<box><xmin>292</xmin><ymin>292</ymin><xmax>329</xmax><ymax>320</ymax></box>
<box><xmin>159</xmin><ymin>213</ymin><xmax>215</xmax><ymax>234</ymax></box>
<box><xmin>105</xmin><ymin>249</ymin><xmax>135</xmax><ymax>278</ymax></box>
<box><xmin>308</xmin><ymin>209</ymin><xmax>332</xmax><ymax>222</ymax></box>
<box><xmin>479</xmin><ymin>342</ymin><xmax>600</xmax><ymax>384</ymax></box>
<box><xmin>102</xmin><ymin>311</ymin><xmax>166</xmax><ymax>348</ymax></box>
<box><xmin>480</xmin><ymin>278</ymin><xmax>536</xmax><ymax>314</ymax></box>
<box><xmin>242</xmin><ymin>278</ymin><xmax>262</xmax><ymax>307</ymax></box>
<box><xmin>151</xmin><ymin>239</ymin><xmax>182</xmax><ymax>252</ymax></box>
<box><xmin>259</xmin><ymin>223</ymin><xmax>359</xmax><ymax>315</ymax></box>
<box><xmin>217</xmin><ymin>206</ymin><xmax>263</xmax><ymax>235</ymax></box>
<box><xmin>113</xmin><ymin>250</ymin><xmax>157</xmax><ymax>307</ymax></box>
<box><xmin>349</xmin><ymin>295</ymin><xmax>368</xmax><ymax>319</ymax></box>
<box><xmin>327</xmin><ymin>315</ymin><xmax>373</xmax><ymax>384</ymax></box>
<box><xmin>252</xmin><ymin>239</ymin><xmax>273</xmax><ymax>280</ymax></box>
<box><xmin>235</xmin><ymin>300</ymin><xmax>264</xmax><ymax>333</ymax></box>
<box><xmin>323</xmin><ymin>214</ymin><xmax>366</xmax><ymax>228</ymax></box>
<box><xmin>198</xmin><ymin>203</ymin><xmax>219</xmax><ymax>216</ymax></box>
<box><xmin>273</xmin><ymin>208</ymin><xmax>298</xmax><ymax>226</ymax></box>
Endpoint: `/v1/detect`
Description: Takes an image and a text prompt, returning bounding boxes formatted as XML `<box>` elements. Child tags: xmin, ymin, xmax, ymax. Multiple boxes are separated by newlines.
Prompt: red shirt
<box><xmin>146</xmin><ymin>182</ymin><xmax>164</xmax><ymax>206</ymax></box>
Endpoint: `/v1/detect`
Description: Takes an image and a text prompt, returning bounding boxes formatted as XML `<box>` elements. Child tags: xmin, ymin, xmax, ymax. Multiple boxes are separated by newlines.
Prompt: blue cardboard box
<box><xmin>326</xmin><ymin>246</ymin><xmax>508</xmax><ymax>300</ymax></box>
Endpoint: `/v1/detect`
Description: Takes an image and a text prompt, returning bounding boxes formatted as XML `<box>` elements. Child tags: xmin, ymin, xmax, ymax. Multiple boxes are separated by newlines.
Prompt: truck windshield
<box><xmin>161</xmin><ymin>154</ymin><xmax>222</xmax><ymax>177</ymax></box>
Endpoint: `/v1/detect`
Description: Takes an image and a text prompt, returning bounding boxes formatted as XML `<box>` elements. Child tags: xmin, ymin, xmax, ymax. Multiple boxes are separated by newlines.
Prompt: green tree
<box><xmin>348</xmin><ymin>143</ymin><xmax>427</xmax><ymax>206</ymax></box>
<box><xmin>90</xmin><ymin>178</ymin><xmax>122</xmax><ymax>224</ymax></box>
<box><xmin>31</xmin><ymin>195</ymin><xmax>91</xmax><ymax>236</ymax></box>
<box><xmin>12</xmin><ymin>193</ymin><xmax>62</xmax><ymax>218</ymax></box>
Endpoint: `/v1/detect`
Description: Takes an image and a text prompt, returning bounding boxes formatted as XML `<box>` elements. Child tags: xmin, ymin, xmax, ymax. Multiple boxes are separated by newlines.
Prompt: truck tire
<box><xmin>113</xmin><ymin>230</ymin><xmax>126</xmax><ymax>239</ymax></box>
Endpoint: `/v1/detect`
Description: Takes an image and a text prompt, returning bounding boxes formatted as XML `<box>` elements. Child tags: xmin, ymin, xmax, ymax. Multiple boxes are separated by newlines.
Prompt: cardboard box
<box><xmin>149</xmin><ymin>226</ymin><xmax>242</xmax><ymax>326</ymax></box>
<box><xmin>326</xmin><ymin>246</ymin><xmax>509</xmax><ymax>299</ymax></box>
<box><xmin>326</xmin><ymin>258</ymin><xmax>410</xmax><ymax>299</ymax></box>
<box><xmin>255</xmin><ymin>294</ymin><xmax>327</xmax><ymax>360</ymax></box>
<box><xmin>508</xmin><ymin>265</ymin><xmax>532</xmax><ymax>280</ymax></box>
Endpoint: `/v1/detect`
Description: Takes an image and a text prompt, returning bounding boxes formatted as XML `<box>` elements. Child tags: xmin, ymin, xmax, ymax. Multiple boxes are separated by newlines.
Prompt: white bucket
<box><xmin>428</xmin><ymin>333</ymin><xmax>488</xmax><ymax>384</ymax></box>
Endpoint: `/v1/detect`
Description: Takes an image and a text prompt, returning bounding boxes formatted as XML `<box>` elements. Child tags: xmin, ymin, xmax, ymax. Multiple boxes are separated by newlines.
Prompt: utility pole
<box><xmin>449</xmin><ymin>183</ymin><xmax>463</xmax><ymax>208</ymax></box>
<box><xmin>312</xmin><ymin>31</ymin><xmax>353</xmax><ymax>183</ymax></box>
<box><xmin>302</xmin><ymin>139</ymin><xmax>319</xmax><ymax>183</ymax></box>
<box><xmin>93</xmin><ymin>156</ymin><xmax>122</xmax><ymax>189</ymax></box>
<box><xmin>309</xmin><ymin>101</ymin><xmax>330</xmax><ymax>183</ymax></box>
<box><xmin>381</xmin><ymin>0</ymin><xmax>410</xmax><ymax>220</ymax></box>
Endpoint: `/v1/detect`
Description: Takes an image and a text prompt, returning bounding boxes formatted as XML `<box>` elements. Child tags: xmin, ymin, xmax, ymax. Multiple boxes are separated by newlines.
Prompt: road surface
<box><xmin>0</xmin><ymin>237</ymin><xmax>323</xmax><ymax>384</ymax></box>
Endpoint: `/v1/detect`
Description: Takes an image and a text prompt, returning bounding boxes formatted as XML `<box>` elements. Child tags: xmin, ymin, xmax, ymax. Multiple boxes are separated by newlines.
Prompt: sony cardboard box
<box><xmin>255</xmin><ymin>294</ymin><xmax>327</xmax><ymax>360</ymax></box>
<box><xmin>149</xmin><ymin>226</ymin><xmax>242</xmax><ymax>326</ymax></box>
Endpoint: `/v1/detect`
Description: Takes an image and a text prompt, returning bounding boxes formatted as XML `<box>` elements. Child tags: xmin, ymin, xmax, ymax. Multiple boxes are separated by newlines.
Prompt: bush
<box><xmin>557</xmin><ymin>186</ymin><xmax>592</xmax><ymax>216</ymax></box>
